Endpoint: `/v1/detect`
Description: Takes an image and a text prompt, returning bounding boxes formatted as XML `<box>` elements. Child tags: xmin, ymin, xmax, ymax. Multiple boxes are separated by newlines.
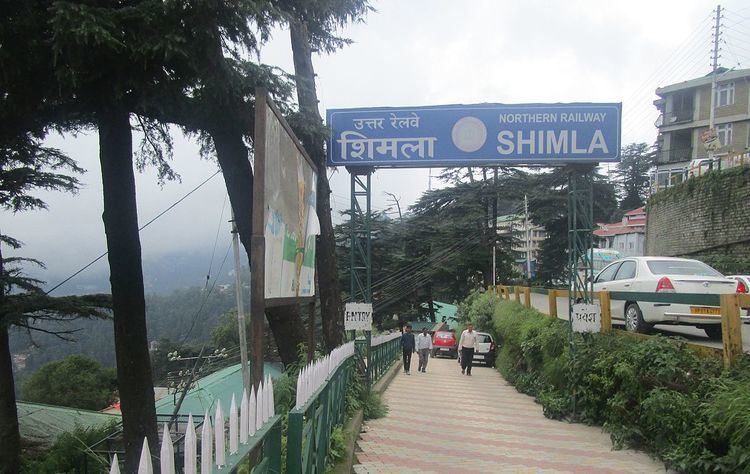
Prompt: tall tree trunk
<box><xmin>211</xmin><ymin>127</ymin><xmax>306</xmax><ymax>367</ymax></box>
<box><xmin>289</xmin><ymin>21</ymin><xmax>343</xmax><ymax>352</ymax></box>
<box><xmin>0</xmin><ymin>325</ymin><xmax>20</xmax><ymax>474</ymax></box>
<box><xmin>98</xmin><ymin>108</ymin><xmax>158</xmax><ymax>473</ymax></box>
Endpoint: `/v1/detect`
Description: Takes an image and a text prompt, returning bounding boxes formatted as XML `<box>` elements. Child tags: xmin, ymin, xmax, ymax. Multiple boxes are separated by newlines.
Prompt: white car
<box><xmin>593</xmin><ymin>257</ymin><xmax>747</xmax><ymax>338</ymax></box>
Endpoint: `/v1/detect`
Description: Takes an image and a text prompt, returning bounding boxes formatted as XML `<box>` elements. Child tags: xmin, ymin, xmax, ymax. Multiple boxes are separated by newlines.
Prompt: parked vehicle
<box><xmin>727</xmin><ymin>275</ymin><xmax>750</xmax><ymax>322</ymax></box>
<box><xmin>593</xmin><ymin>256</ymin><xmax>747</xmax><ymax>339</ymax></box>
<box><xmin>472</xmin><ymin>332</ymin><xmax>496</xmax><ymax>367</ymax></box>
<box><xmin>431</xmin><ymin>330</ymin><xmax>457</xmax><ymax>358</ymax></box>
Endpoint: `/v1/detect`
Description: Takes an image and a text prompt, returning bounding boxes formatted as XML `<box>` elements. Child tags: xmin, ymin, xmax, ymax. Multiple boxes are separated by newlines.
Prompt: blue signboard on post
<box><xmin>327</xmin><ymin>103</ymin><xmax>621</xmax><ymax>167</ymax></box>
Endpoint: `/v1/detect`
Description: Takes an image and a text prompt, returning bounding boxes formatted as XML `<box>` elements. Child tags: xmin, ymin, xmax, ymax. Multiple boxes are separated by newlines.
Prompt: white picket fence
<box><xmin>294</xmin><ymin>341</ymin><xmax>355</xmax><ymax>410</ymax></box>
<box><xmin>370</xmin><ymin>332</ymin><xmax>400</xmax><ymax>347</ymax></box>
<box><xmin>110</xmin><ymin>376</ymin><xmax>276</xmax><ymax>474</ymax></box>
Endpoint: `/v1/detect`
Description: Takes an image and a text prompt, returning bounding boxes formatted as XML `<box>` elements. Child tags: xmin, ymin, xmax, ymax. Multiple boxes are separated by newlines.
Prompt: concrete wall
<box><xmin>645</xmin><ymin>166</ymin><xmax>750</xmax><ymax>273</ymax></box>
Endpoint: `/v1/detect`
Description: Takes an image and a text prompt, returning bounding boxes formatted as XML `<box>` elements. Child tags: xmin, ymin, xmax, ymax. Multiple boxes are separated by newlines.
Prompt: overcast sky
<box><xmin>5</xmin><ymin>0</ymin><xmax>749</xmax><ymax>292</ymax></box>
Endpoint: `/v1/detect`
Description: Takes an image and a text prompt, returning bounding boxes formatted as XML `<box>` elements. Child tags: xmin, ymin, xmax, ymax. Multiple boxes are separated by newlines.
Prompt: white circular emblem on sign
<box><xmin>451</xmin><ymin>116</ymin><xmax>487</xmax><ymax>153</ymax></box>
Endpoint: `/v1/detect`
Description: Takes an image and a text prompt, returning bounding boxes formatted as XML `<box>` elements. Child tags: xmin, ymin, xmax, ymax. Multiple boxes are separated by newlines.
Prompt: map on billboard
<box><xmin>261</xmin><ymin>100</ymin><xmax>319</xmax><ymax>300</ymax></box>
<box><xmin>327</xmin><ymin>103</ymin><xmax>621</xmax><ymax>167</ymax></box>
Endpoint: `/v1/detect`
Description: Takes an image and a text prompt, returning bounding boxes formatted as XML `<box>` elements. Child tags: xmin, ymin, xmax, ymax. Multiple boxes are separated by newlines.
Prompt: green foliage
<box><xmin>459</xmin><ymin>292</ymin><xmax>750</xmax><ymax>473</ymax></box>
<box><xmin>613</xmin><ymin>142</ymin><xmax>654</xmax><ymax>210</ymax></box>
<box><xmin>21</xmin><ymin>355</ymin><xmax>117</xmax><ymax>410</ymax></box>
<box><xmin>21</xmin><ymin>421</ymin><xmax>117</xmax><ymax>474</ymax></box>
<box><xmin>324</xmin><ymin>425</ymin><xmax>347</xmax><ymax>473</ymax></box>
<box><xmin>345</xmin><ymin>372</ymin><xmax>387</xmax><ymax>420</ymax></box>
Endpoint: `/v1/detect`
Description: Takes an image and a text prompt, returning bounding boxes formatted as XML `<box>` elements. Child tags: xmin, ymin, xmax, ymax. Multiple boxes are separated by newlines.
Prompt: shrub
<box><xmin>458</xmin><ymin>291</ymin><xmax>750</xmax><ymax>473</ymax></box>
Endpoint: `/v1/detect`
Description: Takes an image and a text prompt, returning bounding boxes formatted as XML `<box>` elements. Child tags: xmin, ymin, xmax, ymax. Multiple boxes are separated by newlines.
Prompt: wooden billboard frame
<box><xmin>252</xmin><ymin>88</ymin><xmax>319</xmax><ymax>385</ymax></box>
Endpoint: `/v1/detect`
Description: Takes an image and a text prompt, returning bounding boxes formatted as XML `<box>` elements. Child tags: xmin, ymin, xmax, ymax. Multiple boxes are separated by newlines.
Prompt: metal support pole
<box><xmin>349</xmin><ymin>168</ymin><xmax>373</xmax><ymax>388</ymax></box>
<box><xmin>710</xmin><ymin>4</ymin><xmax>722</xmax><ymax>170</ymax></box>
<box><xmin>231</xmin><ymin>213</ymin><xmax>250</xmax><ymax>394</ymax></box>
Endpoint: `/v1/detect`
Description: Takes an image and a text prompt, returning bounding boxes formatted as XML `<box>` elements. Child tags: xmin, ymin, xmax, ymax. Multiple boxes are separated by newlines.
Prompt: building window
<box><xmin>716</xmin><ymin>82</ymin><xmax>735</xmax><ymax>107</ymax></box>
<box><xmin>629</xmin><ymin>242</ymin><xmax>634</xmax><ymax>249</ymax></box>
<box><xmin>717</xmin><ymin>123</ymin><xmax>732</xmax><ymax>147</ymax></box>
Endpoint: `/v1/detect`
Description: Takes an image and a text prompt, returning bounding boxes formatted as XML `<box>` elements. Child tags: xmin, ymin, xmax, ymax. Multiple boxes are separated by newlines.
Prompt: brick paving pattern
<box><xmin>353</xmin><ymin>357</ymin><xmax>665</xmax><ymax>473</ymax></box>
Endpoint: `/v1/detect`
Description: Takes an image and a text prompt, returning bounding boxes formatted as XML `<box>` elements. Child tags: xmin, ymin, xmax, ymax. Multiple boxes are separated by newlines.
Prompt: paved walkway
<box><xmin>353</xmin><ymin>357</ymin><xmax>664</xmax><ymax>473</ymax></box>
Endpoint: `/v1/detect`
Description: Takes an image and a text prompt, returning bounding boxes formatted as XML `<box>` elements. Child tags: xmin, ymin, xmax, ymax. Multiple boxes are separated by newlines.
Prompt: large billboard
<box><xmin>254</xmin><ymin>91</ymin><xmax>319</xmax><ymax>304</ymax></box>
<box><xmin>327</xmin><ymin>103</ymin><xmax>621</xmax><ymax>167</ymax></box>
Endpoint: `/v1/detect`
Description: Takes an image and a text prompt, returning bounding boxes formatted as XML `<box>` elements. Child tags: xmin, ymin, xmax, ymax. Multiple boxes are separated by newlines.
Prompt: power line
<box><xmin>46</xmin><ymin>170</ymin><xmax>223</xmax><ymax>294</ymax></box>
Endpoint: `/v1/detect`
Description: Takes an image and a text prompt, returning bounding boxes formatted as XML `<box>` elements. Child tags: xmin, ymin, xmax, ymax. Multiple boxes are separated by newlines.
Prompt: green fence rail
<box><xmin>286</xmin><ymin>355</ymin><xmax>354</xmax><ymax>473</ymax></box>
<box><xmin>369</xmin><ymin>333</ymin><xmax>401</xmax><ymax>384</ymax></box>
<box><xmin>241</xmin><ymin>415</ymin><xmax>283</xmax><ymax>474</ymax></box>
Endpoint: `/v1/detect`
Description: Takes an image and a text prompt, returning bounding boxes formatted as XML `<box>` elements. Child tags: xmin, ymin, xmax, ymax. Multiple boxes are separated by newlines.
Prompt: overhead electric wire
<box><xmin>46</xmin><ymin>170</ymin><xmax>223</xmax><ymax>295</ymax></box>
<box><xmin>370</xmin><ymin>235</ymin><xmax>480</xmax><ymax>292</ymax></box>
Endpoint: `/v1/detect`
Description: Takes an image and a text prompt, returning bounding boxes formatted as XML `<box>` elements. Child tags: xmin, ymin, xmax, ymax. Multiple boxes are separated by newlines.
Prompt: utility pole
<box><xmin>709</xmin><ymin>4</ymin><xmax>722</xmax><ymax>170</ymax></box>
<box><xmin>231</xmin><ymin>212</ymin><xmax>250</xmax><ymax>394</ymax></box>
<box><xmin>524</xmin><ymin>194</ymin><xmax>531</xmax><ymax>279</ymax></box>
<box><xmin>492</xmin><ymin>168</ymin><xmax>498</xmax><ymax>285</ymax></box>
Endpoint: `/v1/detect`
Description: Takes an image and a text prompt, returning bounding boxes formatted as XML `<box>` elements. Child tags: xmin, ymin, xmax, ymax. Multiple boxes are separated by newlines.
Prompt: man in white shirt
<box><xmin>415</xmin><ymin>327</ymin><xmax>433</xmax><ymax>373</ymax></box>
<box><xmin>458</xmin><ymin>323</ymin><xmax>478</xmax><ymax>376</ymax></box>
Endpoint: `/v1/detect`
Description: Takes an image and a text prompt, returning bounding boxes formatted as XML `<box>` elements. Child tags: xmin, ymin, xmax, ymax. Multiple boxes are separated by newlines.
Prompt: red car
<box><xmin>431</xmin><ymin>330</ymin><xmax>458</xmax><ymax>359</ymax></box>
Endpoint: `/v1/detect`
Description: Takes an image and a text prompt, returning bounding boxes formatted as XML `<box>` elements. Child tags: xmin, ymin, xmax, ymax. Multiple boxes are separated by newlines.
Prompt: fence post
<box><xmin>548</xmin><ymin>289</ymin><xmax>557</xmax><ymax>318</ymax></box>
<box><xmin>523</xmin><ymin>287</ymin><xmax>531</xmax><ymax>308</ymax></box>
<box><xmin>514</xmin><ymin>286</ymin><xmax>521</xmax><ymax>303</ymax></box>
<box><xmin>599</xmin><ymin>291</ymin><xmax>612</xmax><ymax>333</ymax></box>
<box><xmin>720</xmin><ymin>294</ymin><xmax>743</xmax><ymax>368</ymax></box>
<box><xmin>267</xmin><ymin>418</ymin><xmax>282</xmax><ymax>474</ymax></box>
<box><xmin>286</xmin><ymin>411</ymin><xmax>303</xmax><ymax>473</ymax></box>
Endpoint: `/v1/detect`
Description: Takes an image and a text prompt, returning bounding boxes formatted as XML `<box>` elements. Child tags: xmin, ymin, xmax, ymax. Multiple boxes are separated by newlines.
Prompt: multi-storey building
<box><xmin>652</xmin><ymin>67</ymin><xmax>750</xmax><ymax>191</ymax></box>
<box><xmin>496</xmin><ymin>214</ymin><xmax>546</xmax><ymax>277</ymax></box>
<box><xmin>593</xmin><ymin>207</ymin><xmax>646</xmax><ymax>257</ymax></box>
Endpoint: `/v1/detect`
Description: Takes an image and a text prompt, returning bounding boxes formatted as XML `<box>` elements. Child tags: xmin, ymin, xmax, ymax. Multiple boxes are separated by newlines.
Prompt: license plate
<box><xmin>439</xmin><ymin>347</ymin><xmax>449</xmax><ymax>351</ymax></box>
<box><xmin>690</xmin><ymin>306</ymin><xmax>721</xmax><ymax>315</ymax></box>
<box><xmin>474</xmin><ymin>355</ymin><xmax>485</xmax><ymax>359</ymax></box>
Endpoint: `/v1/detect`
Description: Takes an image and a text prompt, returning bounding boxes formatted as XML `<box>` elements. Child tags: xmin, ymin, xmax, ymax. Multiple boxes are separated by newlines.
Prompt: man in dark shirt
<box><xmin>400</xmin><ymin>324</ymin><xmax>416</xmax><ymax>375</ymax></box>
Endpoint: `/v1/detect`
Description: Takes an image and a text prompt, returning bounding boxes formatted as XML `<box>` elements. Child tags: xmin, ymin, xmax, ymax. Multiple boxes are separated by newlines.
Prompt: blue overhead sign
<box><xmin>327</xmin><ymin>103</ymin><xmax>621</xmax><ymax>167</ymax></box>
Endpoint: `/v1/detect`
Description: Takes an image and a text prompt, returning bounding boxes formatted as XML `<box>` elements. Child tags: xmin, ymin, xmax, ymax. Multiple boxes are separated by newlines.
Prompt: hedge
<box><xmin>457</xmin><ymin>290</ymin><xmax>750</xmax><ymax>473</ymax></box>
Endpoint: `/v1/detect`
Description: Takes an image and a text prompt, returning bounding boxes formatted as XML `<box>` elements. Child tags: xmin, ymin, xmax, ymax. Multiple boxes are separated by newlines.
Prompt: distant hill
<box><xmin>10</xmin><ymin>251</ymin><xmax>247</xmax><ymax>390</ymax></box>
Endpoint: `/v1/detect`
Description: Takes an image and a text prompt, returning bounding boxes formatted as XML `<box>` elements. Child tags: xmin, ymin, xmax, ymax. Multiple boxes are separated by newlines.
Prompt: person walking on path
<box><xmin>415</xmin><ymin>327</ymin><xmax>433</xmax><ymax>373</ymax></box>
<box><xmin>458</xmin><ymin>323</ymin><xmax>478</xmax><ymax>375</ymax></box>
<box><xmin>400</xmin><ymin>325</ymin><xmax>416</xmax><ymax>375</ymax></box>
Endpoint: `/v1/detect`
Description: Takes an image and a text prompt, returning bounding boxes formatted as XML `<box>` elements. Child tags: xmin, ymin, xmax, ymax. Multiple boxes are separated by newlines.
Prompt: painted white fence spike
<box><xmin>160</xmin><ymin>423</ymin><xmax>175</xmax><ymax>474</ymax></box>
<box><xmin>295</xmin><ymin>371</ymin><xmax>302</xmax><ymax>408</ymax></box>
<box><xmin>249</xmin><ymin>386</ymin><xmax>257</xmax><ymax>437</ymax></box>
<box><xmin>229</xmin><ymin>394</ymin><xmax>239</xmax><ymax>455</ymax></box>
<box><xmin>137</xmin><ymin>438</ymin><xmax>153</xmax><ymax>474</ymax></box>
<box><xmin>215</xmin><ymin>400</ymin><xmax>226</xmax><ymax>467</ymax></box>
<box><xmin>255</xmin><ymin>381</ymin><xmax>264</xmax><ymax>431</ymax></box>
<box><xmin>240</xmin><ymin>388</ymin><xmax>249</xmax><ymax>444</ymax></box>
<box><xmin>201</xmin><ymin>410</ymin><xmax>213</xmax><ymax>474</ymax></box>
<box><xmin>109</xmin><ymin>453</ymin><xmax>120</xmax><ymax>474</ymax></box>
<box><xmin>184</xmin><ymin>414</ymin><xmax>197</xmax><ymax>474</ymax></box>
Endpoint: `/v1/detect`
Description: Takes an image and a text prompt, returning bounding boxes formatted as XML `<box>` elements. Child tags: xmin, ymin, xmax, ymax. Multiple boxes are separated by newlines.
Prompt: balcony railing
<box><xmin>663</xmin><ymin>109</ymin><xmax>693</xmax><ymax>125</ymax></box>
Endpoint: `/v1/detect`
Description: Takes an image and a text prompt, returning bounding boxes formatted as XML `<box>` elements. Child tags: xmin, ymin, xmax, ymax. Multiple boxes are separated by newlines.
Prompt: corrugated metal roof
<box><xmin>17</xmin><ymin>402</ymin><xmax>120</xmax><ymax>446</ymax></box>
<box><xmin>155</xmin><ymin>362</ymin><xmax>283</xmax><ymax>417</ymax></box>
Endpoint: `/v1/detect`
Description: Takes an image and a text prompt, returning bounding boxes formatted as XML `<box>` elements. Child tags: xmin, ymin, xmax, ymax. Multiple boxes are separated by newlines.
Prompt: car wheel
<box><xmin>624</xmin><ymin>303</ymin><xmax>651</xmax><ymax>333</ymax></box>
<box><xmin>701</xmin><ymin>324</ymin><xmax>723</xmax><ymax>340</ymax></box>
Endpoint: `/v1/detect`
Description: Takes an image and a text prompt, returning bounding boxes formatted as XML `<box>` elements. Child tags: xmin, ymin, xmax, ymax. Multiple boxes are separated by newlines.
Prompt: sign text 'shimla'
<box><xmin>327</xmin><ymin>103</ymin><xmax>621</xmax><ymax>167</ymax></box>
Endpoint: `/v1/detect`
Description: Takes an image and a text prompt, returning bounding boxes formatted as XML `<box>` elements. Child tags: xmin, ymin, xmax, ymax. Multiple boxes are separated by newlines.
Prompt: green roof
<box><xmin>17</xmin><ymin>402</ymin><xmax>120</xmax><ymax>446</ymax></box>
<box><xmin>155</xmin><ymin>362</ymin><xmax>283</xmax><ymax>417</ymax></box>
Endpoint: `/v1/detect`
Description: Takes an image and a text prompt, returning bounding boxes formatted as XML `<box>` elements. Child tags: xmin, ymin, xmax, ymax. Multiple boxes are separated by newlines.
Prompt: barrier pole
<box><xmin>720</xmin><ymin>294</ymin><xmax>743</xmax><ymax>368</ymax></box>
<box><xmin>548</xmin><ymin>290</ymin><xmax>558</xmax><ymax>318</ymax></box>
<box><xmin>599</xmin><ymin>291</ymin><xmax>612</xmax><ymax>333</ymax></box>
<box><xmin>523</xmin><ymin>287</ymin><xmax>531</xmax><ymax>308</ymax></box>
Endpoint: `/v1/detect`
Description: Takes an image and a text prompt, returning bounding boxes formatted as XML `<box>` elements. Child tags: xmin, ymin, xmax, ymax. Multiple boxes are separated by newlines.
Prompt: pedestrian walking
<box><xmin>458</xmin><ymin>323</ymin><xmax>478</xmax><ymax>376</ymax></box>
<box><xmin>415</xmin><ymin>327</ymin><xmax>433</xmax><ymax>373</ymax></box>
<box><xmin>400</xmin><ymin>324</ymin><xmax>416</xmax><ymax>375</ymax></box>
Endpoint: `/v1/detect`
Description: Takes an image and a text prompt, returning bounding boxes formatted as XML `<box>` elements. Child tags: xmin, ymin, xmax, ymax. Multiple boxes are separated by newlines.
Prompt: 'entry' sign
<box><xmin>344</xmin><ymin>303</ymin><xmax>373</xmax><ymax>331</ymax></box>
<box><xmin>571</xmin><ymin>303</ymin><xmax>601</xmax><ymax>333</ymax></box>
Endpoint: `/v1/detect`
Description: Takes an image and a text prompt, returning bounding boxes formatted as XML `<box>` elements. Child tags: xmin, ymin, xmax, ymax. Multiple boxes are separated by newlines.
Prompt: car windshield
<box><xmin>646</xmin><ymin>260</ymin><xmax>723</xmax><ymax>277</ymax></box>
<box><xmin>477</xmin><ymin>334</ymin><xmax>492</xmax><ymax>343</ymax></box>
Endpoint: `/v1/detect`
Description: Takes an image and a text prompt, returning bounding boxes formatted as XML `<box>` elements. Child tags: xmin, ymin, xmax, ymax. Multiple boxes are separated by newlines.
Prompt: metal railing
<box><xmin>286</xmin><ymin>349</ymin><xmax>355</xmax><ymax>474</ymax></box>
<box><xmin>369</xmin><ymin>333</ymin><xmax>401</xmax><ymax>384</ymax></box>
<box><xmin>495</xmin><ymin>285</ymin><xmax>750</xmax><ymax>368</ymax></box>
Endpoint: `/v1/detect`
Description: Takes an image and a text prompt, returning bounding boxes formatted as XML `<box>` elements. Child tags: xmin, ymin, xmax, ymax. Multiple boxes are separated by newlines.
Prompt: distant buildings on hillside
<box><xmin>594</xmin><ymin>207</ymin><xmax>646</xmax><ymax>257</ymax></box>
<box><xmin>496</xmin><ymin>214</ymin><xmax>547</xmax><ymax>278</ymax></box>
